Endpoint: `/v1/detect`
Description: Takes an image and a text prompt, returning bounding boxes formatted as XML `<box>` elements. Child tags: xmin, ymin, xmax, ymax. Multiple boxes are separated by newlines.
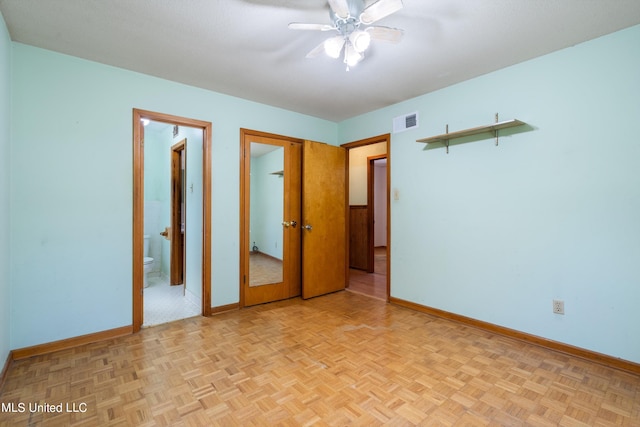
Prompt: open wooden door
<box><xmin>170</xmin><ymin>139</ymin><xmax>185</xmax><ymax>286</ymax></box>
<box><xmin>302</xmin><ymin>141</ymin><xmax>348</xmax><ymax>299</ymax></box>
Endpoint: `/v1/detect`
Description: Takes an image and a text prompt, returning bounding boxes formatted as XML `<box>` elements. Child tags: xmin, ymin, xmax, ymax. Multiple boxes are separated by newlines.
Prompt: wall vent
<box><xmin>393</xmin><ymin>112</ymin><xmax>419</xmax><ymax>134</ymax></box>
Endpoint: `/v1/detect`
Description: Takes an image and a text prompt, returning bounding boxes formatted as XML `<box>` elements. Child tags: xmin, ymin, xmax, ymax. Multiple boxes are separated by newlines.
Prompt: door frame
<box><xmin>239</xmin><ymin>129</ymin><xmax>303</xmax><ymax>308</ymax></box>
<box><xmin>367</xmin><ymin>154</ymin><xmax>387</xmax><ymax>274</ymax></box>
<box><xmin>341</xmin><ymin>134</ymin><xmax>391</xmax><ymax>302</ymax></box>
<box><xmin>132</xmin><ymin>109</ymin><xmax>212</xmax><ymax>332</ymax></box>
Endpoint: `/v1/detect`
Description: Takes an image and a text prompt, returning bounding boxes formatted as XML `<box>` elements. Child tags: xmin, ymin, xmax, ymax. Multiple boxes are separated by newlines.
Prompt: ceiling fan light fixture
<box><xmin>349</xmin><ymin>30</ymin><xmax>371</xmax><ymax>53</ymax></box>
<box><xmin>344</xmin><ymin>42</ymin><xmax>363</xmax><ymax>68</ymax></box>
<box><xmin>290</xmin><ymin>0</ymin><xmax>404</xmax><ymax>69</ymax></box>
<box><xmin>324</xmin><ymin>36</ymin><xmax>345</xmax><ymax>58</ymax></box>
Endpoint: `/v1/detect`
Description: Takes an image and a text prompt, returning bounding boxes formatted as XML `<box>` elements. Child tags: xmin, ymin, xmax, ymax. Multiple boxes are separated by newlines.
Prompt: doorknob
<box><xmin>160</xmin><ymin>226</ymin><xmax>171</xmax><ymax>240</ymax></box>
<box><xmin>303</xmin><ymin>224</ymin><xmax>313</xmax><ymax>231</ymax></box>
<box><xmin>290</xmin><ymin>220</ymin><xmax>297</xmax><ymax>228</ymax></box>
<box><xmin>282</xmin><ymin>221</ymin><xmax>290</xmax><ymax>227</ymax></box>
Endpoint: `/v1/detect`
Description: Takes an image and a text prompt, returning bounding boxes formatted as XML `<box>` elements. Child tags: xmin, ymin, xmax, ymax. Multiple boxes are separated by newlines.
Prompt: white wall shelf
<box><xmin>416</xmin><ymin>114</ymin><xmax>526</xmax><ymax>153</ymax></box>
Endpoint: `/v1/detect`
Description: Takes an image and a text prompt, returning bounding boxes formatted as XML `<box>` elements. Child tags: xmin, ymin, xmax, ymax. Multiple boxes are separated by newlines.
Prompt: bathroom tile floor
<box><xmin>143</xmin><ymin>275</ymin><xmax>201</xmax><ymax>327</ymax></box>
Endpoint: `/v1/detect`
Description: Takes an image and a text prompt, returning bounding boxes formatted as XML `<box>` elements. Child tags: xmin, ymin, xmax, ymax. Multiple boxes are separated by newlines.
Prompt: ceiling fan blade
<box><xmin>366</xmin><ymin>26</ymin><xmax>404</xmax><ymax>43</ymax></box>
<box><xmin>289</xmin><ymin>22</ymin><xmax>335</xmax><ymax>31</ymax></box>
<box><xmin>328</xmin><ymin>0</ymin><xmax>350</xmax><ymax>19</ymax></box>
<box><xmin>306</xmin><ymin>41</ymin><xmax>328</xmax><ymax>58</ymax></box>
<box><xmin>305</xmin><ymin>36</ymin><xmax>345</xmax><ymax>59</ymax></box>
<box><xmin>360</xmin><ymin>0</ymin><xmax>403</xmax><ymax>25</ymax></box>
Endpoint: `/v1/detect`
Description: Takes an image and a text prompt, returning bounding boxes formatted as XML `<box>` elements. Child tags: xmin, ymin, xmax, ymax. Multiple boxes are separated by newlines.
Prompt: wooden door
<box><xmin>170</xmin><ymin>139</ymin><xmax>186</xmax><ymax>286</ymax></box>
<box><xmin>241</xmin><ymin>131</ymin><xmax>302</xmax><ymax>306</ymax></box>
<box><xmin>302</xmin><ymin>141</ymin><xmax>348</xmax><ymax>299</ymax></box>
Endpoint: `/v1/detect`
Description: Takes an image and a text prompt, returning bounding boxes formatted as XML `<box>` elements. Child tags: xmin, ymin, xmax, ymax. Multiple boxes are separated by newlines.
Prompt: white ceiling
<box><xmin>1</xmin><ymin>0</ymin><xmax>639</xmax><ymax>122</ymax></box>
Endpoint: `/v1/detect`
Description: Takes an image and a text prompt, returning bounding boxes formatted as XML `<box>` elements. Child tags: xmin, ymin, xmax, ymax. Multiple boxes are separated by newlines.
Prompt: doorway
<box><xmin>369</xmin><ymin>156</ymin><xmax>387</xmax><ymax>276</ymax></box>
<box><xmin>132</xmin><ymin>109</ymin><xmax>212</xmax><ymax>332</ymax></box>
<box><xmin>343</xmin><ymin>134</ymin><xmax>391</xmax><ymax>301</ymax></box>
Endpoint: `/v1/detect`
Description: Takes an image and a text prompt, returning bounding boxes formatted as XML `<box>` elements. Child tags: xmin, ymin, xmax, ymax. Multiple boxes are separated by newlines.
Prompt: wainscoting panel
<box><xmin>349</xmin><ymin>205</ymin><xmax>369</xmax><ymax>270</ymax></box>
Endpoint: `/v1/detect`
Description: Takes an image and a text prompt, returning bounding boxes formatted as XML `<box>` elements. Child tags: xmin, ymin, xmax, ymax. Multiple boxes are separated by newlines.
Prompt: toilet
<box><xmin>143</xmin><ymin>234</ymin><xmax>154</xmax><ymax>288</ymax></box>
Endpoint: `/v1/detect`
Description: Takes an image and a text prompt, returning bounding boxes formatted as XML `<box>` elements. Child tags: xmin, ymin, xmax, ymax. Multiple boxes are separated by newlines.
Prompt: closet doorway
<box><xmin>132</xmin><ymin>109</ymin><xmax>212</xmax><ymax>332</ymax></box>
<box><xmin>240</xmin><ymin>130</ymin><xmax>348</xmax><ymax>307</ymax></box>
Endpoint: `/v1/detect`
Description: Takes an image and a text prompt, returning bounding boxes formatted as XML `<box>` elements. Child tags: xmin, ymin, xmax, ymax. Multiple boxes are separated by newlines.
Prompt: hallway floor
<box><xmin>348</xmin><ymin>247</ymin><xmax>387</xmax><ymax>300</ymax></box>
<box><xmin>2</xmin><ymin>291</ymin><xmax>638</xmax><ymax>426</ymax></box>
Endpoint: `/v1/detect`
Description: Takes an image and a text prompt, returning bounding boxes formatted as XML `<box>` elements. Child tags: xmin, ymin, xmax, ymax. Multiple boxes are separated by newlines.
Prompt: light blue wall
<box><xmin>0</xmin><ymin>11</ymin><xmax>11</xmax><ymax>365</ymax></box>
<box><xmin>339</xmin><ymin>25</ymin><xmax>640</xmax><ymax>363</ymax></box>
<box><xmin>9</xmin><ymin>43</ymin><xmax>336</xmax><ymax>349</ymax></box>
<box><xmin>143</xmin><ymin>125</ymin><xmax>171</xmax><ymax>277</ymax></box>
<box><xmin>143</xmin><ymin>126</ymin><xmax>168</xmax><ymax>201</ymax></box>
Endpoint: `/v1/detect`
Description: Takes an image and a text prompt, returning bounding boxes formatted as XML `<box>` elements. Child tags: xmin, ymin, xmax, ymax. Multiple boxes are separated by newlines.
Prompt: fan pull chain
<box><xmin>344</xmin><ymin>36</ymin><xmax>350</xmax><ymax>71</ymax></box>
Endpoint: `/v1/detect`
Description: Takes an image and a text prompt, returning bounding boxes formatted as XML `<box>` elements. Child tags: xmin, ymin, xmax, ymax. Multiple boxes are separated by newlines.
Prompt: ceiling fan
<box><xmin>289</xmin><ymin>0</ymin><xmax>404</xmax><ymax>70</ymax></box>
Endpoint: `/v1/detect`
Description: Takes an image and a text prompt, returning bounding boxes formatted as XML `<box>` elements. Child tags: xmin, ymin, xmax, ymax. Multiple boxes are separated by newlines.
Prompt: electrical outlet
<box><xmin>553</xmin><ymin>299</ymin><xmax>565</xmax><ymax>315</ymax></box>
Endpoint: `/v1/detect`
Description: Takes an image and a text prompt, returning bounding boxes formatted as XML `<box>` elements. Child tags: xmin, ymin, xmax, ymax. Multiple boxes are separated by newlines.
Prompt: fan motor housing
<box><xmin>329</xmin><ymin>0</ymin><xmax>366</xmax><ymax>35</ymax></box>
<box><xmin>329</xmin><ymin>0</ymin><xmax>365</xmax><ymax>22</ymax></box>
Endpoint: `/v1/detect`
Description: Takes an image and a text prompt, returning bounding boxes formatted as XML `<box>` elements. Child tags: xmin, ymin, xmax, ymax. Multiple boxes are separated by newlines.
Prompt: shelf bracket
<box><xmin>444</xmin><ymin>124</ymin><xmax>449</xmax><ymax>154</ymax></box>
<box><xmin>494</xmin><ymin>113</ymin><xmax>499</xmax><ymax>146</ymax></box>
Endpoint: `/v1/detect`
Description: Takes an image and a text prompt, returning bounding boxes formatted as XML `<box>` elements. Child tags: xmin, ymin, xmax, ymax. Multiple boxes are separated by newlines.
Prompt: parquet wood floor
<box><xmin>1</xmin><ymin>292</ymin><xmax>639</xmax><ymax>426</ymax></box>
